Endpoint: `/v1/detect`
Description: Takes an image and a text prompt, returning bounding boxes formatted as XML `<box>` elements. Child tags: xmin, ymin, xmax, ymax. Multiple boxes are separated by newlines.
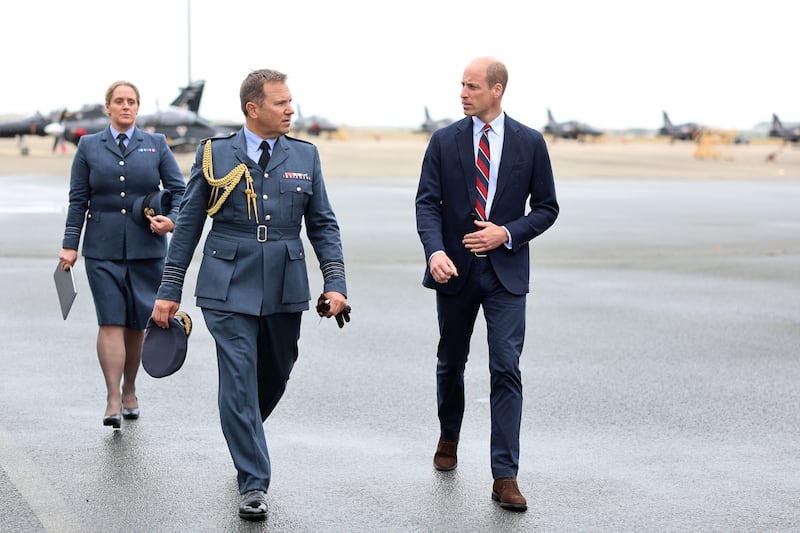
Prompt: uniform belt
<box><xmin>211</xmin><ymin>222</ymin><xmax>301</xmax><ymax>242</ymax></box>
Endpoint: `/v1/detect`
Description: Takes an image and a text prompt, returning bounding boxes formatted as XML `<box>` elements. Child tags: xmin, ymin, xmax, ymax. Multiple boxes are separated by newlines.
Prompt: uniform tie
<box><xmin>258</xmin><ymin>140</ymin><xmax>271</xmax><ymax>170</ymax></box>
<box><xmin>117</xmin><ymin>133</ymin><xmax>128</xmax><ymax>154</ymax></box>
<box><xmin>475</xmin><ymin>123</ymin><xmax>491</xmax><ymax>220</ymax></box>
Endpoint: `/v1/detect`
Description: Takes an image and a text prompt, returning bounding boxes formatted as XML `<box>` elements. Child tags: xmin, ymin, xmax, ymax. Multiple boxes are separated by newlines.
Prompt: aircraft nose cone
<box><xmin>45</xmin><ymin>123</ymin><xmax>65</xmax><ymax>136</ymax></box>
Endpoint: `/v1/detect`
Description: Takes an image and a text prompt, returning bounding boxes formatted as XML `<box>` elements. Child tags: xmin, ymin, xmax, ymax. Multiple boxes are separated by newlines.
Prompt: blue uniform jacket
<box><xmin>62</xmin><ymin>127</ymin><xmax>186</xmax><ymax>259</ymax></box>
<box><xmin>156</xmin><ymin>130</ymin><xmax>346</xmax><ymax>316</ymax></box>
<box><xmin>416</xmin><ymin>115</ymin><xmax>559</xmax><ymax>296</ymax></box>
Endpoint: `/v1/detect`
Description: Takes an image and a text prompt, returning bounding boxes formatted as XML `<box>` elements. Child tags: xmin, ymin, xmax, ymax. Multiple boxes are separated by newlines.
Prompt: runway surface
<box><xmin>0</xmin><ymin>166</ymin><xmax>799</xmax><ymax>531</ymax></box>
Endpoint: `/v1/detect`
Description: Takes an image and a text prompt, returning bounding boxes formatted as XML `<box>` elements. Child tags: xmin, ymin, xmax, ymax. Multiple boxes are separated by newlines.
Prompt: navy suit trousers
<box><xmin>435</xmin><ymin>257</ymin><xmax>525</xmax><ymax>479</ymax></box>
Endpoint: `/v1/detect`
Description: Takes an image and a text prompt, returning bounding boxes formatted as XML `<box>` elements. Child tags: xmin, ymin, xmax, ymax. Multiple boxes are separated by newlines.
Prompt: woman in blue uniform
<box><xmin>58</xmin><ymin>81</ymin><xmax>185</xmax><ymax>429</ymax></box>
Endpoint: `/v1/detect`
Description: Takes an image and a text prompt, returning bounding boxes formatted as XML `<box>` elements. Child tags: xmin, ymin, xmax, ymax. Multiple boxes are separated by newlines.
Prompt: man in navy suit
<box><xmin>151</xmin><ymin>69</ymin><xmax>348</xmax><ymax>521</ymax></box>
<box><xmin>415</xmin><ymin>57</ymin><xmax>559</xmax><ymax>511</ymax></box>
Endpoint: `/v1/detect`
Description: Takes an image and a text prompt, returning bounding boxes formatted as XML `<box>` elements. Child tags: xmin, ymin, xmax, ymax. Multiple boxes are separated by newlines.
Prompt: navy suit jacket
<box><xmin>62</xmin><ymin>126</ymin><xmax>186</xmax><ymax>260</ymax></box>
<box><xmin>415</xmin><ymin>114</ymin><xmax>558</xmax><ymax>296</ymax></box>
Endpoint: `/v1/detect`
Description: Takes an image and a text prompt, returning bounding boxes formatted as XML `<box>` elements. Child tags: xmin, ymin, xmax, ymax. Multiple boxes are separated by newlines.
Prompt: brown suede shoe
<box><xmin>492</xmin><ymin>477</ymin><xmax>527</xmax><ymax>511</ymax></box>
<box><xmin>433</xmin><ymin>436</ymin><xmax>459</xmax><ymax>471</ymax></box>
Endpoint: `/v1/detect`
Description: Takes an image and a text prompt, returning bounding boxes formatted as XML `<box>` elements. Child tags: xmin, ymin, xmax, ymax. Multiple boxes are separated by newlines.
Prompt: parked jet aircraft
<box><xmin>137</xmin><ymin>81</ymin><xmax>240</xmax><ymax>152</ymax></box>
<box><xmin>45</xmin><ymin>103</ymin><xmax>109</xmax><ymax>152</ymax></box>
<box><xmin>291</xmin><ymin>105</ymin><xmax>338</xmax><ymax>136</ymax></box>
<box><xmin>0</xmin><ymin>111</ymin><xmax>50</xmax><ymax>155</ymax></box>
<box><xmin>768</xmin><ymin>113</ymin><xmax>800</xmax><ymax>143</ymax></box>
<box><xmin>543</xmin><ymin>109</ymin><xmax>604</xmax><ymax>140</ymax></box>
<box><xmin>419</xmin><ymin>106</ymin><xmax>453</xmax><ymax>134</ymax></box>
<box><xmin>658</xmin><ymin>111</ymin><xmax>700</xmax><ymax>142</ymax></box>
<box><xmin>45</xmin><ymin>80</ymin><xmax>240</xmax><ymax>153</ymax></box>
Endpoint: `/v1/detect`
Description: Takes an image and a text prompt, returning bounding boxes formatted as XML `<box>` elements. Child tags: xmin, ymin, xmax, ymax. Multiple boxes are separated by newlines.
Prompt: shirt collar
<box><xmin>111</xmin><ymin>126</ymin><xmax>135</xmax><ymax>139</ymax></box>
<box><xmin>244</xmin><ymin>126</ymin><xmax>276</xmax><ymax>152</ymax></box>
<box><xmin>472</xmin><ymin>112</ymin><xmax>504</xmax><ymax>137</ymax></box>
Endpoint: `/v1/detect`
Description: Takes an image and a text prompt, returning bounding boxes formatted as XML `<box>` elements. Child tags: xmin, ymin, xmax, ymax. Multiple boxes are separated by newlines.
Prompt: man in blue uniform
<box><xmin>151</xmin><ymin>69</ymin><xmax>349</xmax><ymax>521</ymax></box>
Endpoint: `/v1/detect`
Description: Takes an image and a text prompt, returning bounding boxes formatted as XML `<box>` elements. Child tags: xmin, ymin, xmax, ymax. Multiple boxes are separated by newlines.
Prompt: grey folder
<box><xmin>54</xmin><ymin>263</ymin><xmax>77</xmax><ymax>320</ymax></box>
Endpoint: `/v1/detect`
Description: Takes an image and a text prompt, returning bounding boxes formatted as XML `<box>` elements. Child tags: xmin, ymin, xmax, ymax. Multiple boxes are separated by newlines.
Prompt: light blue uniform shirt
<box><xmin>244</xmin><ymin>127</ymin><xmax>275</xmax><ymax>170</ymax></box>
<box><xmin>111</xmin><ymin>126</ymin><xmax>135</xmax><ymax>150</ymax></box>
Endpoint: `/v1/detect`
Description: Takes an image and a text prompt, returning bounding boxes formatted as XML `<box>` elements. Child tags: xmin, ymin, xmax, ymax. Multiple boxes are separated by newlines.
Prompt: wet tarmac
<box><xmin>1</xmin><ymin>173</ymin><xmax>799</xmax><ymax>532</ymax></box>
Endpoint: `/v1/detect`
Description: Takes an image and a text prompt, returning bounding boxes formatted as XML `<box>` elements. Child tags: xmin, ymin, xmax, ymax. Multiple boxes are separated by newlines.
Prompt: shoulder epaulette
<box><xmin>284</xmin><ymin>134</ymin><xmax>313</xmax><ymax>145</ymax></box>
<box><xmin>201</xmin><ymin>131</ymin><xmax>237</xmax><ymax>145</ymax></box>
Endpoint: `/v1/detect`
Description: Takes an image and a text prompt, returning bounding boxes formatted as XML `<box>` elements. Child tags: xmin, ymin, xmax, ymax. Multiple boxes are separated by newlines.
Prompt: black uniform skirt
<box><xmin>85</xmin><ymin>258</ymin><xmax>164</xmax><ymax>329</ymax></box>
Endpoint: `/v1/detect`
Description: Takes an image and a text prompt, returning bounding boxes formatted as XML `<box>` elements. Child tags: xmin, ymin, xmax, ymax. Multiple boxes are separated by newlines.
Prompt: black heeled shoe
<box><xmin>103</xmin><ymin>413</ymin><xmax>122</xmax><ymax>429</ymax></box>
<box><xmin>122</xmin><ymin>396</ymin><xmax>139</xmax><ymax>420</ymax></box>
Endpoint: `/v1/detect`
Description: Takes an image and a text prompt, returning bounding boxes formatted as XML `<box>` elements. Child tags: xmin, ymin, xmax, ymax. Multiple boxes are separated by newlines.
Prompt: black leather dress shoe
<box><xmin>103</xmin><ymin>413</ymin><xmax>122</xmax><ymax>429</ymax></box>
<box><xmin>239</xmin><ymin>490</ymin><xmax>267</xmax><ymax>521</ymax></box>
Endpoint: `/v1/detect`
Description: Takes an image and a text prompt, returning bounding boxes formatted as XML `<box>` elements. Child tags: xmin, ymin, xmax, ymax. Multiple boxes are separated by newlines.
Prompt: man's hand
<box><xmin>462</xmin><ymin>220</ymin><xmax>508</xmax><ymax>255</ymax></box>
<box><xmin>151</xmin><ymin>298</ymin><xmax>180</xmax><ymax>328</ymax></box>
<box><xmin>429</xmin><ymin>252</ymin><xmax>458</xmax><ymax>284</ymax></box>
<box><xmin>316</xmin><ymin>292</ymin><xmax>351</xmax><ymax>328</ymax></box>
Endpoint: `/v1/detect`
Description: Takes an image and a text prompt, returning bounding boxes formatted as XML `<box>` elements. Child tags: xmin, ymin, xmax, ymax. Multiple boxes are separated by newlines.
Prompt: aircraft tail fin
<box><xmin>772</xmin><ymin>113</ymin><xmax>783</xmax><ymax>132</ymax></box>
<box><xmin>546</xmin><ymin>108</ymin><xmax>556</xmax><ymax>126</ymax></box>
<box><xmin>662</xmin><ymin>111</ymin><xmax>673</xmax><ymax>130</ymax></box>
<box><xmin>170</xmin><ymin>80</ymin><xmax>205</xmax><ymax>113</ymax></box>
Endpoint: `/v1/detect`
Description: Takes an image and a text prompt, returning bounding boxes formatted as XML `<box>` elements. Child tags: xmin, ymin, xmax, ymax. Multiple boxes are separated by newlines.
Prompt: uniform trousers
<box><xmin>435</xmin><ymin>256</ymin><xmax>526</xmax><ymax>479</ymax></box>
<box><xmin>202</xmin><ymin>309</ymin><xmax>301</xmax><ymax>494</ymax></box>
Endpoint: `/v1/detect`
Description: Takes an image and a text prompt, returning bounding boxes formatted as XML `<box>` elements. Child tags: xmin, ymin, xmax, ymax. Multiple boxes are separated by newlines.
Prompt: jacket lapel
<box><xmin>230</xmin><ymin>130</ymin><xmax>250</xmax><ymax>166</ymax></box>
<box><xmin>103</xmin><ymin>127</ymin><xmax>121</xmax><ymax>156</ymax></box>
<box><xmin>493</xmin><ymin>116</ymin><xmax>518</xmax><ymax>206</ymax></box>
<box><xmin>127</xmin><ymin>128</ymin><xmax>144</xmax><ymax>155</ymax></box>
<box><xmin>268</xmin><ymin>136</ymin><xmax>289</xmax><ymax>171</ymax></box>
<box><xmin>456</xmin><ymin>118</ymin><xmax>476</xmax><ymax>206</ymax></box>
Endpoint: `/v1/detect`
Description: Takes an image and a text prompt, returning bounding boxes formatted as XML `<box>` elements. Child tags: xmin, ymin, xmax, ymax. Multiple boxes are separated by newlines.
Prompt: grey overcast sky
<box><xmin>1</xmin><ymin>0</ymin><xmax>794</xmax><ymax>132</ymax></box>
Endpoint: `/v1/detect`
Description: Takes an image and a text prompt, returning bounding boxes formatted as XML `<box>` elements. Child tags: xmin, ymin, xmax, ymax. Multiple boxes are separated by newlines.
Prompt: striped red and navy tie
<box><xmin>475</xmin><ymin>123</ymin><xmax>491</xmax><ymax>220</ymax></box>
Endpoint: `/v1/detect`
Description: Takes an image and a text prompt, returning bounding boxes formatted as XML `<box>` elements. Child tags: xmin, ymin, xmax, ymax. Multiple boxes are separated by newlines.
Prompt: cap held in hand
<box><xmin>133</xmin><ymin>189</ymin><xmax>172</xmax><ymax>226</ymax></box>
<box><xmin>141</xmin><ymin>311</ymin><xmax>192</xmax><ymax>378</ymax></box>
